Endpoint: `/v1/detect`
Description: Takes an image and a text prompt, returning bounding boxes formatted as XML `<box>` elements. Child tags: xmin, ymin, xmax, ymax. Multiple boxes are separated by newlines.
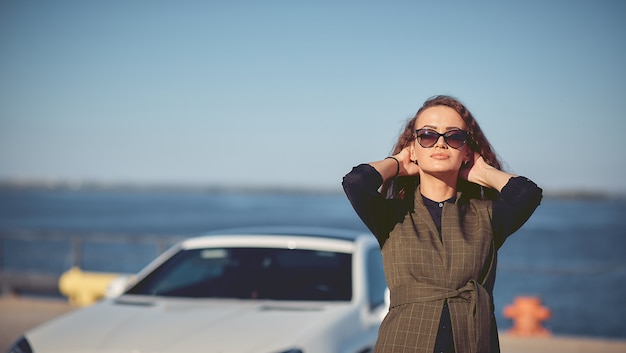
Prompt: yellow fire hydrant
<box><xmin>58</xmin><ymin>267</ymin><xmax>123</xmax><ymax>307</ymax></box>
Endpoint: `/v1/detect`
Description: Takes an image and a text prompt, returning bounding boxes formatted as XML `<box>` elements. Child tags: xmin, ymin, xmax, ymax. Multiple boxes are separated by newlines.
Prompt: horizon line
<box><xmin>0</xmin><ymin>178</ymin><xmax>621</xmax><ymax>200</ymax></box>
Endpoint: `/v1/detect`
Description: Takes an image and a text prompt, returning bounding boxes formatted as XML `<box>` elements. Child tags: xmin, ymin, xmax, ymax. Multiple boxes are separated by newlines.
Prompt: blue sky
<box><xmin>1</xmin><ymin>1</ymin><xmax>625</xmax><ymax>194</ymax></box>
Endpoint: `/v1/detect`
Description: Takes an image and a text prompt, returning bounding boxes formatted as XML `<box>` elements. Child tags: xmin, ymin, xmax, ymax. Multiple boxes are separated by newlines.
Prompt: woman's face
<box><xmin>411</xmin><ymin>106</ymin><xmax>471</xmax><ymax>176</ymax></box>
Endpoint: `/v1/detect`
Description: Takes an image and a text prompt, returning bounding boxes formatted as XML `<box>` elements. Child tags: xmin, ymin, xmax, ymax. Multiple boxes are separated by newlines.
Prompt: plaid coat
<box><xmin>374</xmin><ymin>191</ymin><xmax>498</xmax><ymax>353</ymax></box>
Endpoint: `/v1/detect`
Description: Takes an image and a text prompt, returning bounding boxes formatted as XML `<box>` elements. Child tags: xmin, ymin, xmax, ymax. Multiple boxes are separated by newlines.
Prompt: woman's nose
<box><xmin>434</xmin><ymin>135</ymin><xmax>447</xmax><ymax>148</ymax></box>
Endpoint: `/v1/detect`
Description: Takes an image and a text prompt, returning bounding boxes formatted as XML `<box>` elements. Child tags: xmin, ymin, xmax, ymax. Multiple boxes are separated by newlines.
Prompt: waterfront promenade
<box><xmin>1</xmin><ymin>295</ymin><xmax>625</xmax><ymax>353</ymax></box>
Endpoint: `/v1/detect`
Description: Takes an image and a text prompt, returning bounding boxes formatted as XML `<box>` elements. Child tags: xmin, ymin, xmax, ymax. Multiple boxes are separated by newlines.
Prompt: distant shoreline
<box><xmin>0</xmin><ymin>180</ymin><xmax>341</xmax><ymax>195</ymax></box>
<box><xmin>0</xmin><ymin>179</ymin><xmax>622</xmax><ymax>200</ymax></box>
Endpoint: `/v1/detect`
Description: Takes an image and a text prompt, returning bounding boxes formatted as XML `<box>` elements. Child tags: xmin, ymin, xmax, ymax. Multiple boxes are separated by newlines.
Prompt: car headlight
<box><xmin>5</xmin><ymin>336</ymin><xmax>33</xmax><ymax>353</ymax></box>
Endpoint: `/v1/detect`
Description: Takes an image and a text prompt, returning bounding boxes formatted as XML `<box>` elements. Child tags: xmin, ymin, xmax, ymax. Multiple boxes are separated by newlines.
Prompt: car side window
<box><xmin>366</xmin><ymin>247</ymin><xmax>387</xmax><ymax>309</ymax></box>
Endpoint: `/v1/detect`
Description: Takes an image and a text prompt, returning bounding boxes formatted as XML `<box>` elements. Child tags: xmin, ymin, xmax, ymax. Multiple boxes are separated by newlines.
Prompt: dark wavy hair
<box><xmin>382</xmin><ymin>95</ymin><xmax>502</xmax><ymax>200</ymax></box>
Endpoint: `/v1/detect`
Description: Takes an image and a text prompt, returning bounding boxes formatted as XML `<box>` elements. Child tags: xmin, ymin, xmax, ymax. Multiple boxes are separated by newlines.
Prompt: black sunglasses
<box><xmin>415</xmin><ymin>128</ymin><xmax>469</xmax><ymax>149</ymax></box>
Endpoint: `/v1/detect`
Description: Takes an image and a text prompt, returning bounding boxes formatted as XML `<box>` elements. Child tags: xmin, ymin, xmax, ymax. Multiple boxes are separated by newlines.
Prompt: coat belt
<box><xmin>390</xmin><ymin>280</ymin><xmax>491</xmax><ymax>353</ymax></box>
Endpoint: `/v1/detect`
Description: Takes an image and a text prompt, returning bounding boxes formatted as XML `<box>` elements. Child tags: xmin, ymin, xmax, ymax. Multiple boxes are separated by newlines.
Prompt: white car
<box><xmin>8</xmin><ymin>227</ymin><xmax>389</xmax><ymax>353</ymax></box>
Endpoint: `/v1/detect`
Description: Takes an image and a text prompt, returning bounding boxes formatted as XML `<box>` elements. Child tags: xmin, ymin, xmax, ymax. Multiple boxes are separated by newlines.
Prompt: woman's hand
<box><xmin>370</xmin><ymin>146</ymin><xmax>420</xmax><ymax>181</ymax></box>
<box><xmin>460</xmin><ymin>152</ymin><xmax>515</xmax><ymax>192</ymax></box>
<box><xmin>459</xmin><ymin>152</ymin><xmax>487</xmax><ymax>184</ymax></box>
<box><xmin>395</xmin><ymin>146</ymin><xmax>420</xmax><ymax>177</ymax></box>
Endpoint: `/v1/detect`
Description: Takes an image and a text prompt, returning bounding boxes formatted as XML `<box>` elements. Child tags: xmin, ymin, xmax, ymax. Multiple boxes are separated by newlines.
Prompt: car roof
<box><xmin>203</xmin><ymin>226</ymin><xmax>369</xmax><ymax>242</ymax></box>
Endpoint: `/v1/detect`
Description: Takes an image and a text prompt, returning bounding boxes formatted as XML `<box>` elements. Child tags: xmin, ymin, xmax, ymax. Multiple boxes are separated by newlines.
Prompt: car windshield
<box><xmin>126</xmin><ymin>247</ymin><xmax>352</xmax><ymax>301</ymax></box>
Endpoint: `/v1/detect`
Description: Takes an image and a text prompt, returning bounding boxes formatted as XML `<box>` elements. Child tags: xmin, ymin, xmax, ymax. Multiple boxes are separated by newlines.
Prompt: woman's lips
<box><xmin>430</xmin><ymin>153</ymin><xmax>450</xmax><ymax>160</ymax></box>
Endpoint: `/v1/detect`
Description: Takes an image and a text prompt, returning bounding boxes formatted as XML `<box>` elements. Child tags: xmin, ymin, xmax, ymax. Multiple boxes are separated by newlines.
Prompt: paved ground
<box><xmin>1</xmin><ymin>295</ymin><xmax>626</xmax><ymax>353</ymax></box>
<box><xmin>0</xmin><ymin>295</ymin><xmax>75</xmax><ymax>351</ymax></box>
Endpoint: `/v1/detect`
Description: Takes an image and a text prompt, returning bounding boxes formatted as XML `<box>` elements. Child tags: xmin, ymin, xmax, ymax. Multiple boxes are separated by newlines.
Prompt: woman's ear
<box><xmin>464</xmin><ymin>150</ymin><xmax>472</xmax><ymax>163</ymax></box>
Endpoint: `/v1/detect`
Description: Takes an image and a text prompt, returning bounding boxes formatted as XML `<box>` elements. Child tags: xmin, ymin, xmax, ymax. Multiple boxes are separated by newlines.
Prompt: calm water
<box><xmin>0</xmin><ymin>188</ymin><xmax>625</xmax><ymax>339</ymax></box>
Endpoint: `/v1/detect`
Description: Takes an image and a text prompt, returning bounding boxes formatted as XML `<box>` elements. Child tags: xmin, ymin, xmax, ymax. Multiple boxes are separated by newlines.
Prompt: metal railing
<box><xmin>0</xmin><ymin>231</ymin><xmax>185</xmax><ymax>296</ymax></box>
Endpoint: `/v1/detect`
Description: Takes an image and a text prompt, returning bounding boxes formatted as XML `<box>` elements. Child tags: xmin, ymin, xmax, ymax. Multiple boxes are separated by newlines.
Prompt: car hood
<box><xmin>27</xmin><ymin>295</ymin><xmax>356</xmax><ymax>353</ymax></box>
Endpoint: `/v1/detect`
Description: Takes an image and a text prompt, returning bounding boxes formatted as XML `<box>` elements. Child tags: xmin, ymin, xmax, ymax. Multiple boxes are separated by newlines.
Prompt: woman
<box><xmin>342</xmin><ymin>95</ymin><xmax>542</xmax><ymax>353</ymax></box>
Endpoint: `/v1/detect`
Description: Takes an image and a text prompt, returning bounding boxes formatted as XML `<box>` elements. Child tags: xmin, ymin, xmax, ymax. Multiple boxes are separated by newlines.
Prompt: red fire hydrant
<box><xmin>503</xmin><ymin>296</ymin><xmax>551</xmax><ymax>336</ymax></box>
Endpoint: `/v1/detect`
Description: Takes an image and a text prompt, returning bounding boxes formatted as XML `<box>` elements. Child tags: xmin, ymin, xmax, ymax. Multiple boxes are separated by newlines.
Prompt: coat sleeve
<box><xmin>342</xmin><ymin>164</ymin><xmax>399</xmax><ymax>246</ymax></box>
<box><xmin>492</xmin><ymin>176</ymin><xmax>543</xmax><ymax>248</ymax></box>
